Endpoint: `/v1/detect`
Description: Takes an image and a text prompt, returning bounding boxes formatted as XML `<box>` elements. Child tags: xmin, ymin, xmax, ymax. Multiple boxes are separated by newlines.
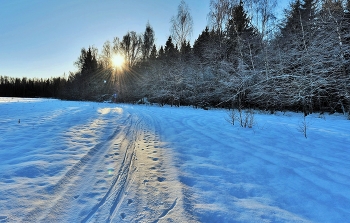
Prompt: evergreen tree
<box><xmin>277</xmin><ymin>0</ymin><xmax>315</xmax><ymax>52</ymax></box>
<box><xmin>279</xmin><ymin>0</ymin><xmax>302</xmax><ymax>38</ymax></box>
<box><xmin>81</xmin><ymin>47</ymin><xmax>98</xmax><ymax>76</ymax></box>
<box><xmin>150</xmin><ymin>44</ymin><xmax>158</xmax><ymax>60</ymax></box>
<box><xmin>71</xmin><ymin>46</ymin><xmax>103</xmax><ymax>100</ymax></box>
<box><xmin>158</xmin><ymin>46</ymin><xmax>165</xmax><ymax>59</ymax></box>
<box><xmin>225</xmin><ymin>0</ymin><xmax>256</xmax><ymax>63</ymax></box>
<box><xmin>164</xmin><ymin>36</ymin><xmax>177</xmax><ymax>59</ymax></box>
<box><xmin>180</xmin><ymin>41</ymin><xmax>191</xmax><ymax>58</ymax></box>
<box><xmin>193</xmin><ymin>27</ymin><xmax>210</xmax><ymax>61</ymax></box>
<box><xmin>226</xmin><ymin>0</ymin><xmax>251</xmax><ymax>37</ymax></box>
<box><xmin>141</xmin><ymin>22</ymin><xmax>155</xmax><ymax>60</ymax></box>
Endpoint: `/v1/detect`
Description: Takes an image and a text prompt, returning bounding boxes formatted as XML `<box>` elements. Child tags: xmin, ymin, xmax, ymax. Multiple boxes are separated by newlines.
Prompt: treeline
<box><xmin>1</xmin><ymin>0</ymin><xmax>350</xmax><ymax>116</ymax></box>
<box><xmin>128</xmin><ymin>0</ymin><xmax>350</xmax><ymax>115</ymax></box>
<box><xmin>0</xmin><ymin>76</ymin><xmax>64</xmax><ymax>98</ymax></box>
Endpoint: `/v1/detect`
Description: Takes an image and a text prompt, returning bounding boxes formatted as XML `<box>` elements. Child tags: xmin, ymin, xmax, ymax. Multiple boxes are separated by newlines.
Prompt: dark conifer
<box><xmin>279</xmin><ymin>0</ymin><xmax>302</xmax><ymax>38</ymax></box>
<box><xmin>164</xmin><ymin>36</ymin><xmax>177</xmax><ymax>59</ymax></box>
<box><xmin>193</xmin><ymin>27</ymin><xmax>210</xmax><ymax>60</ymax></box>
<box><xmin>226</xmin><ymin>0</ymin><xmax>251</xmax><ymax>37</ymax></box>
<box><xmin>142</xmin><ymin>22</ymin><xmax>155</xmax><ymax>60</ymax></box>
<box><xmin>150</xmin><ymin>44</ymin><xmax>158</xmax><ymax>60</ymax></box>
<box><xmin>158</xmin><ymin>46</ymin><xmax>165</xmax><ymax>59</ymax></box>
<box><xmin>225</xmin><ymin>0</ymin><xmax>255</xmax><ymax>61</ymax></box>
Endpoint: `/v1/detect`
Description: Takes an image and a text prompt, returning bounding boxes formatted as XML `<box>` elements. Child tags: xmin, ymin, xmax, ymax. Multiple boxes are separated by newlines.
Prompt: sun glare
<box><xmin>111</xmin><ymin>54</ymin><xmax>125</xmax><ymax>69</ymax></box>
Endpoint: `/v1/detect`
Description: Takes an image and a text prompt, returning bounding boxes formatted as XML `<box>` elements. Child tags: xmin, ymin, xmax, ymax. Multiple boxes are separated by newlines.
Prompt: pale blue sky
<box><xmin>0</xmin><ymin>0</ymin><xmax>289</xmax><ymax>79</ymax></box>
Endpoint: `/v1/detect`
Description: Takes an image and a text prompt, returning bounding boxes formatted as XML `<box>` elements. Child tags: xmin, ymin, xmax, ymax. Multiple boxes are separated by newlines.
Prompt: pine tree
<box><xmin>225</xmin><ymin>0</ymin><xmax>256</xmax><ymax>63</ymax></box>
<box><xmin>277</xmin><ymin>0</ymin><xmax>315</xmax><ymax>52</ymax></box>
<box><xmin>279</xmin><ymin>0</ymin><xmax>302</xmax><ymax>38</ymax></box>
<box><xmin>142</xmin><ymin>22</ymin><xmax>155</xmax><ymax>60</ymax></box>
<box><xmin>150</xmin><ymin>44</ymin><xmax>158</xmax><ymax>60</ymax></box>
<box><xmin>71</xmin><ymin>46</ymin><xmax>101</xmax><ymax>100</ymax></box>
<box><xmin>193</xmin><ymin>27</ymin><xmax>210</xmax><ymax>60</ymax></box>
<box><xmin>180</xmin><ymin>41</ymin><xmax>191</xmax><ymax>59</ymax></box>
<box><xmin>158</xmin><ymin>46</ymin><xmax>165</xmax><ymax>59</ymax></box>
<box><xmin>193</xmin><ymin>26</ymin><xmax>225</xmax><ymax>67</ymax></box>
<box><xmin>81</xmin><ymin>47</ymin><xmax>98</xmax><ymax>76</ymax></box>
<box><xmin>226</xmin><ymin>0</ymin><xmax>251</xmax><ymax>36</ymax></box>
<box><xmin>164</xmin><ymin>36</ymin><xmax>177</xmax><ymax>59</ymax></box>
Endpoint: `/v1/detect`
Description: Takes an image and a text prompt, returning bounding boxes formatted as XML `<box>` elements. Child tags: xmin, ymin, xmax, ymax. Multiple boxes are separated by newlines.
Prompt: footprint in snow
<box><xmin>157</xmin><ymin>177</ymin><xmax>166</xmax><ymax>182</ymax></box>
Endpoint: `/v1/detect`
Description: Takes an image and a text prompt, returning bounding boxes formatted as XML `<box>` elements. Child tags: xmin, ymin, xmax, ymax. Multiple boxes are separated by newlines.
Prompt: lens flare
<box><xmin>111</xmin><ymin>54</ymin><xmax>125</xmax><ymax>69</ymax></box>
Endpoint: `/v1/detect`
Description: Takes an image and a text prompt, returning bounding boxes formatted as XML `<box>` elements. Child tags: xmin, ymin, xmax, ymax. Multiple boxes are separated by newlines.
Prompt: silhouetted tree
<box><xmin>149</xmin><ymin>44</ymin><xmax>158</xmax><ymax>60</ymax></box>
<box><xmin>164</xmin><ymin>36</ymin><xmax>177</xmax><ymax>59</ymax></box>
<box><xmin>141</xmin><ymin>22</ymin><xmax>155</xmax><ymax>60</ymax></box>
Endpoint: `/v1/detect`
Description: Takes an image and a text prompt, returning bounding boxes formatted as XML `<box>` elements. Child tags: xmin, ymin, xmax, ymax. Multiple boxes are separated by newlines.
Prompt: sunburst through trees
<box><xmin>111</xmin><ymin>53</ymin><xmax>125</xmax><ymax>70</ymax></box>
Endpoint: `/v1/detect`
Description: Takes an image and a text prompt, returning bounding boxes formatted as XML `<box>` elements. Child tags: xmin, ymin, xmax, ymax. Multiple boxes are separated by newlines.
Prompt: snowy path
<box><xmin>0</xmin><ymin>99</ymin><xmax>192</xmax><ymax>222</ymax></box>
<box><xmin>1</xmin><ymin>98</ymin><xmax>350</xmax><ymax>222</ymax></box>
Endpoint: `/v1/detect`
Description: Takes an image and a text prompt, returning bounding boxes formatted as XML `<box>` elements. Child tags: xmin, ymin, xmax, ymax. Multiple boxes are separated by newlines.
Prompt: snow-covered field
<box><xmin>1</xmin><ymin>97</ymin><xmax>350</xmax><ymax>222</ymax></box>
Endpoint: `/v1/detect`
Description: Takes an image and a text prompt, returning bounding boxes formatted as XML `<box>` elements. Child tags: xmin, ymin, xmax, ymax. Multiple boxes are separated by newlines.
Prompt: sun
<box><xmin>111</xmin><ymin>53</ymin><xmax>125</xmax><ymax>69</ymax></box>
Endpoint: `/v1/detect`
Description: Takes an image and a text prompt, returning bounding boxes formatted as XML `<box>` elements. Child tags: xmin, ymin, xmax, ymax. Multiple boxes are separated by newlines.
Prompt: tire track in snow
<box><xmin>106</xmin><ymin>149</ymin><xmax>136</xmax><ymax>222</ymax></box>
<box><xmin>81</xmin><ymin>114</ymin><xmax>139</xmax><ymax>223</ymax></box>
<box><xmin>23</xmin><ymin>113</ymin><xmax>130</xmax><ymax>222</ymax></box>
<box><xmin>102</xmin><ymin>110</ymin><xmax>186</xmax><ymax>222</ymax></box>
<box><xmin>23</xmin><ymin>105</ymin><xmax>193</xmax><ymax>222</ymax></box>
<box><xmin>82</xmin><ymin>115</ymin><xmax>140</xmax><ymax>222</ymax></box>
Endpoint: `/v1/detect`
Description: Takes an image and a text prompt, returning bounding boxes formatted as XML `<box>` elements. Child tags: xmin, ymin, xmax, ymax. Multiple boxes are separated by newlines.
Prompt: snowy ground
<box><xmin>1</xmin><ymin>98</ymin><xmax>350</xmax><ymax>223</ymax></box>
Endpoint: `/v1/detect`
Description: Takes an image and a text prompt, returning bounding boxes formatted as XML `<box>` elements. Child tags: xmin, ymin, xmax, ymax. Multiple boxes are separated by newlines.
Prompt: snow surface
<box><xmin>1</xmin><ymin>97</ymin><xmax>350</xmax><ymax>222</ymax></box>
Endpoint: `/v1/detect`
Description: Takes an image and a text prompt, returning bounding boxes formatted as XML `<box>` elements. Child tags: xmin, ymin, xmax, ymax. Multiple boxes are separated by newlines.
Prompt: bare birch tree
<box><xmin>170</xmin><ymin>0</ymin><xmax>193</xmax><ymax>48</ymax></box>
<box><xmin>100</xmin><ymin>40</ymin><xmax>112</xmax><ymax>68</ymax></box>
<box><xmin>208</xmin><ymin>0</ymin><xmax>236</xmax><ymax>35</ymax></box>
